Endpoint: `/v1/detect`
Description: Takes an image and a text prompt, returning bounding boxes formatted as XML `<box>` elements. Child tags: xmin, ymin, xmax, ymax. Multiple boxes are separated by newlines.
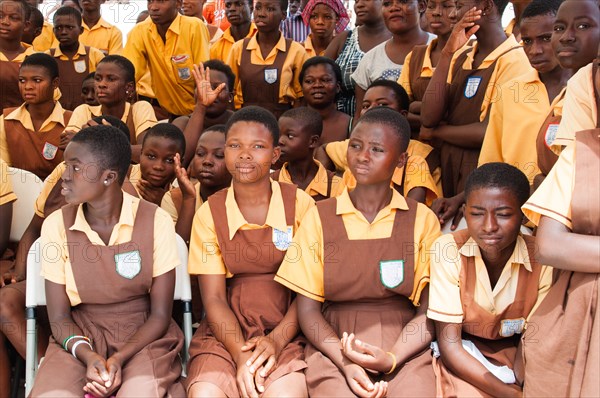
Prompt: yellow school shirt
<box><xmin>161</xmin><ymin>180</ymin><xmax>203</xmax><ymax>223</ymax></box>
<box><xmin>553</xmin><ymin>63</ymin><xmax>597</xmax><ymax>149</ymax></box>
<box><xmin>226</xmin><ymin>34</ymin><xmax>307</xmax><ymax>109</ymax></box>
<box><xmin>303</xmin><ymin>34</ymin><xmax>325</xmax><ymax>58</ymax></box>
<box><xmin>0</xmin><ymin>102</ymin><xmax>69</xmax><ymax>166</ymax></box>
<box><xmin>398</xmin><ymin>40</ymin><xmax>436</xmax><ymax>101</ymax></box>
<box><xmin>78</xmin><ymin>17</ymin><xmax>122</xmax><ymax>55</ymax></box>
<box><xmin>34</xmin><ymin>161</ymin><xmax>66</xmax><ymax>218</ymax></box>
<box><xmin>275</xmin><ymin>188</ymin><xmax>441</xmax><ymax>305</ymax></box>
<box><xmin>47</xmin><ymin>42</ymin><xmax>105</xmax><ymax>70</ymax></box>
<box><xmin>447</xmin><ymin>35</ymin><xmax>533</xmax><ymax>122</ymax></box>
<box><xmin>427</xmin><ymin>233</ymin><xmax>552</xmax><ymax>324</ymax></box>
<box><xmin>123</xmin><ymin>14</ymin><xmax>210</xmax><ymax>116</ymax></box>
<box><xmin>0</xmin><ymin>45</ymin><xmax>36</xmax><ymax>62</ymax></box>
<box><xmin>32</xmin><ymin>21</ymin><xmax>56</xmax><ymax>52</ymax></box>
<box><xmin>0</xmin><ymin>159</ymin><xmax>17</xmax><ymax>206</ymax></box>
<box><xmin>504</xmin><ymin>18</ymin><xmax>516</xmax><ymax>37</ymax></box>
<box><xmin>66</xmin><ymin>102</ymin><xmax>157</xmax><ymax>138</ymax></box>
<box><xmin>209</xmin><ymin>23</ymin><xmax>257</xmax><ymax>62</ymax></box>
<box><xmin>522</xmin><ymin>141</ymin><xmax>577</xmax><ymax>230</ymax></box>
<box><xmin>40</xmin><ymin>191</ymin><xmax>179</xmax><ymax>306</ymax></box>
<box><xmin>188</xmin><ymin>180</ymin><xmax>315</xmax><ymax>276</ymax></box>
<box><xmin>478</xmin><ymin>68</ymin><xmax>554</xmax><ymax>184</ymax></box>
<box><xmin>275</xmin><ymin>160</ymin><xmax>345</xmax><ymax>198</ymax></box>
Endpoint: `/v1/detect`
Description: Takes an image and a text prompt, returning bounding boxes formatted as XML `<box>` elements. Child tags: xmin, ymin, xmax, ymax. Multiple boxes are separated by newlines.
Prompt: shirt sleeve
<box><xmin>132</xmin><ymin>101</ymin><xmax>158</xmax><ymax>137</ymax></box>
<box><xmin>275</xmin><ymin>205</ymin><xmax>326</xmax><ymax>302</ymax></box>
<box><xmin>108</xmin><ymin>27</ymin><xmax>124</xmax><ymax>54</ymax></box>
<box><xmin>191</xmin><ymin>20</ymin><xmax>211</xmax><ymax>64</ymax></box>
<box><xmin>34</xmin><ymin>163</ymin><xmax>66</xmax><ymax>217</ymax></box>
<box><xmin>0</xmin><ymin>115</ymin><xmax>9</xmax><ymax>165</ymax></box>
<box><xmin>152</xmin><ymin>207</ymin><xmax>180</xmax><ymax>277</ymax></box>
<box><xmin>40</xmin><ymin>210</ymin><xmax>68</xmax><ymax>285</ymax></box>
<box><xmin>411</xmin><ymin>204</ymin><xmax>441</xmax><ymax>306</ymax></box>
<box><xmin>398</xmin><ymin>51</ymin><xmax>413</xmax><ymax>100</ymax></box>
<box><xmin>403</xmin><ymin>155</ymin><xmax>441</xmax><ymax>204</ymax></box>
<box><xmin>294</xmin><ymin>188</ymin><xmax>316</xmax><ymax>230</ymax></box>
<box><xmin>88</xmin><ymin>47</ymin><xmax>105</xmax><ymax>72</ymax></box>
<box><xmin>66</xmin><ymin>105</ymin><xmax>91</xmax><ymax>132</ymax></box>
<box><xmin>188</xmin><ymin>201</ymin><xmax>228</xmax><ymax>275</ymax></box>
<box><xmin>291</xmin><ymin>45</ymin><xmax>308</xmax><ymax>100</ymax></box>
<box><xmin>324</xmin><ymin>139</ymin><xmax>349</xmax><ymax>171</ymax></box>
<box><xmin>160</xmin><ymin>189</ymin><xmax>179</xmax><ymax>223</ymax></box>
<box><xmin>350</xmin><ymin>51</ymin><xmax>373</xmax><ymax>90</ymax></box>
<box><xmin>426</xmin><ymin>233</ymin><xmax>463</xmax><ymax>323</ymax></box>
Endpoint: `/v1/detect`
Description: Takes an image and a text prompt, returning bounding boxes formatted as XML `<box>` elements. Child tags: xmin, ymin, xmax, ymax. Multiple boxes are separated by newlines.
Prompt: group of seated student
<box><xmin>0</xmin><ymin>0</ymin><xmax>599</xmax><ymax>396</ymax></box>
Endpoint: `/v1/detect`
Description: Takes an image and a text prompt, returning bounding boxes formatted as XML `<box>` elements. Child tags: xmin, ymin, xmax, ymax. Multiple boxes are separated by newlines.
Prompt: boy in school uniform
<box><xmin>185</xmin><ymin>106</ymin><xmax>312</xmax><ymax>397</ymax></box>
<box><xmin>209</xmin><ymin>0</ymin><xmax>257</xmax><ymax>62</ymax></box>
<box><xmin>0</xmin><ymin>53</ymin><xmax>71</xmax><ymax>180</ymax></box>
<box><xmin>273</xmin><ymin>107</ymin><xmax>345</xmax><ymax>201</ymax></box>
<box><xmin>276</xmin><ymin>107</ymin><xmax>441</xmax><ymax>397</ymax></box>
<box><xmin>226</xmin><ymin>0</ymin><xmax>307</xmax><ymax>117</ymax></box>
<box><xmin>63</xmin><ymin>0</ymin><xmax>122</xmax><ymax>54</ymax></box>
<box><xmin>49</xmin><ymin>6</ymin><xmax>104</xmax><ymax>111</ymax></box>
<box><xmin>427</xmin><ymin>163</ymin><xmax>552</xmax><ymax>397</ymax></box>
<box><xmin>123</xmin><ymin>0</ymin><xmax>210</xmax><ymax>119</ymax></box>
<box><xmin>22</xmin><ymin>5</ymin><xmax>43</xmax><ymax>46</ymax></box>
<box><xmin>0</xmin><ymin>0</ymin><xmax>36</xmax><ymax>111</ymax></box>
<box><xmin>27</xmin><ymin>0</ymin><xmax>56</xmax><ymax>52</ymax></box>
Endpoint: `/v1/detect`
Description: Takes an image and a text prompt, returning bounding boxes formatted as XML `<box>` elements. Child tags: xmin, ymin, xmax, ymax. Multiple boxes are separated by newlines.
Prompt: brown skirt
<box><xmin>305</xmin><ymin>297</ymin><xmax>436</xmax><ymax>397</ymax></box>
<box><xmin>518</xmin><ymin>270</ymin><xmax>599</xmax><ymax>397</ymax></box>
<box><xmin>185</xmin><ymin>274</ymin><xmax>306</xmax><ymax>396</ymax></box>
<box><xmin>439</xmin><ymin>142</ymin><xmax>480</xmax><ymax>198</ymax></box>
<box><xmin>29</xmin><ymin>297</ymin><xmax>185</xmax><ymax>397</ymax></box>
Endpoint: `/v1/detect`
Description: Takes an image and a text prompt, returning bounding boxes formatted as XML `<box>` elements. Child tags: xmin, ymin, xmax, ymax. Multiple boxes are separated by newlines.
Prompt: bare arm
<box><xmin>324</xmin><ymin>31</ymin><xmax>350</xmax><ymax>60</ymax></box>
<box><xmin>536</xmin><ymin>216</ymin><xmax>600</xmax><ymax>273</ymax></box>
<box><xmin>430</xmin><ymin>121</ymin><xmax>488</xmax><ymax>148</ymax></box>
<box><xmin>0</xmin><ymin>202</ymin><xmax>11</xmax><ymax>260</ymax></box>
<box><xmin>315</xmin><ymin>144</ymin><xmax>335</xmax><ymax>171</ymax></box>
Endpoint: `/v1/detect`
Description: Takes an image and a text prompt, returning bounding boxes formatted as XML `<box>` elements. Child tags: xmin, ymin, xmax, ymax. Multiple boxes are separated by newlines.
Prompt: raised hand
<box><xmin>192</xmin><ymin>63</ymin><xmax>226</xmax><ymax>108</ymax></box>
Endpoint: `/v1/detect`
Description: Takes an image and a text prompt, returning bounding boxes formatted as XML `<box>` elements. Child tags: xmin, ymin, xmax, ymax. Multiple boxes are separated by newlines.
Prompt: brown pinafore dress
<box><xmin>29</xmin><ymin>200</ymin><xmax>185</xmax><ymax>397</ymax></box>
<box><xmin>305</xmin><ymin>197</ymin><xmax>436</xmax><ymax>397</ymax></box>
<box><xmin>271</xmin><ymin>167</ymin><xmax>335</xmax><ymax>201</ymax></box>
<box><xmin>518</xmin><ymin>98</ymin><xmax>600</xmax><ymax>398</ymax></box>
<box><xmin>432</xmin><ymin>230</ymin><xmax>542</xmax><ymax>398</ymax></box>
<box><xmin>0</xmin><ymin>58</ymin><xmax>23</xmax><ymax>110</ymax></box>
<box><xmin>408</xmin><ymin>43</ymin><xmax>434</xmax><ymax>103</ymax></box>
<box><xmin>440</xmin><ymin>46</ymin><xmax>521</xmax><ymax>198</ymax></box>
<box><xmin>239</xmin><ymin>38</ymin><xmax>293</xmax><ymax>119</ymax></box>
<box><xmin>186</xmin><ymin>183</ymin><xmax>306</xmax><ymax>396</ymax></box>
<box><xmin>50</xmin><ymin>47</ymin><xmax>92</xmax><ymax>111</ymax></box>
<box><xmin>3</xmin><ymin>107</ymin><xmax>72</xmax><ymax>180</ymax></box>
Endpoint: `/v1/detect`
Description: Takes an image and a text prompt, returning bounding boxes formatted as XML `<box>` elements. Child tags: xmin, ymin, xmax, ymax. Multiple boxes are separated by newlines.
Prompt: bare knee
<box><xmin>262</xmin><ymin>371</ymin><xmax>308</xmax><ymax>398</ymax></box>
<box><xmin>188</xmin><ymin>381</ymin><xmax>228</xmax><ymax>398</ymax></box>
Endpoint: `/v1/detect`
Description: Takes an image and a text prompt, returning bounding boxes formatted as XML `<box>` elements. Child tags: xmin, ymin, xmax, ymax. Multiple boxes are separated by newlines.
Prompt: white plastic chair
<box><xmin>7</xmin><ymin>167</ymin><xmax>44</xmax><ymax>242</ymax></box>
<box><xmin>25</xmin><ymin>234</ymin><xmax>193</xmax><ymax>396</ymax></box>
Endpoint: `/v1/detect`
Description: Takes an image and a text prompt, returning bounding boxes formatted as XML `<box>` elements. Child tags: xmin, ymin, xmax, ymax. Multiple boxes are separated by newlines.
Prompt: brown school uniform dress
<box><xmin>432</xmin><ymin>229</ymin><xmax>542</xmax><ymax>398</ymax></box>
<box><xmin>239</xmin><ymin>37</ymin><xmax>293</xmax><ymax>119</ymax></box>
<box><xmin>186</xmin><ymin>183</ymin><xmax>306</xmax><ymax>396</ymax></box>
<box><xmin>408</xmin><ymin>45</ymin><xmax>433</xmax><ymax>103</ymax></box>
<box><xmin>305</xmin><ymin>197</ymin><xmax>436</xmax><ymax>397</ymax></box>
<box><xmin>50</xmin><ymin>47</ymin><xmax>93</xmax><ymax>111</ymax></box>
<box><xmin>0</xmin><ymin>59</ymin><xmax>22</xmax><ymax>110</ymax></box>
<box><xmin>533</xmin><ymin>91</ymin><xmax>566</xmax><ymax>190</ymax></box>
<box><xmin>440</xmin><ymin>46</ymin><xmax>521</xmax><ymax>198</ymax></box>
<box><xmin>518</xmin><ymin>107</ymin><xmax>600</xmax><ymax>397</ymax></box>
<box><xmin>271</xmin><ymin>167</ymin><xmax>335</xmax><ymax>201</ymax></box>
<box><xmin>2</xmin><ymin>107</ymin><xmax>72</xmax><ymax>180</ymax></box>
<box><xmin>29</xmin><ymin>200</ymin><xmax>185</xmax><ymax>397</ymax></box>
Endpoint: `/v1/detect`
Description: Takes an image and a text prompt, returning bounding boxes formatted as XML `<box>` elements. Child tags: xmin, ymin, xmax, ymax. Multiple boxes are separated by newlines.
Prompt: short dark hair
<box><xmin>142</xmin><ymin>123</ymin><xmax>186</xmax><ymax>156</ymax></box>
<box><xmin>203</xmin><ymin>124</ymin><xmax>227</xmax><ymax>134</ymax></box>
<box><xmin>226</xmin><ymin>106</ymin><xmax>280</xmax><ymax>145</ymax></box>
<box><xmin>28</xmin><ymin>6</ymin><xmax>44</xmax><ymax>30</ymax></box>
<box><xmin>3</xmin><ymin>0</ymin><xmax>31</xmax><ymax>20</ymax></box>
<box><xmin>83</xmin><ymin>71</ymin><xmax>95</xmax><ymax>82</ymax></box>
<box><xmin>53</xmin><ymin>5</ymin><xmax>82</xmax><ymax>25</ymax></box>
<box><xmin>366</xmin><ymin>79</ymin><xmax>410</xmax><ymax>112</ymax></box>
<box><xmin>21</xmin><ymin>52</ymin><xmax>59</xmax><ymax>80</ymax></box>
<box><xmin>299</xmin><ymin>56</ymin><xmax>343</xmax><ymax>85</ymax></box>
<box><xmin>70</xmin><ymin>125</ymin><xmax>132</xmax><ymax>185</ymax></box>
<box><xmin>98</xmin><ymin>55</ymin><xmax>135</xmax><ymax>83</ymax></box>
<box><xmin>465</xmin><ymin>162</ymin><xmax>530</xmax><ymax>207</ymax></box>
<box><xmin>280</xmin><ymin>107</ymin><xmax>323</xmax><ymax>137</ymax></box>
<box><xmin>204</xmin><ymin>59</ymin><xmax>236</xmax><ymax>91</ymax></box>
<box><xmin>356</xmin><ymin>107</ymin><xmax>410</xmax><ymax>152</ymax></box>
<box><xmin>91</xmin><ymin>115</ymin><xmax>131</xmax><ymax>143</ymax></box>
<box><xmin>521</xmin><ymin>0</ymin><xmax>563</xmax><ymax>19</ymax></box>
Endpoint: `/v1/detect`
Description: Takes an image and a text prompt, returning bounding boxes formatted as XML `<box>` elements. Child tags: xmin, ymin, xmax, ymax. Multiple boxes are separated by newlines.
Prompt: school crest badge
<box><xmin>464</xmin><ymin>76</ymin><xmax>482</xmax><ymax>99</ymax></box>
<box><xmin>379</xmin><ymin>260</ymin><xmax>404</xmax><ymax>289</ymax></box>
<box><xmin>114</xmin><ymin>250</ymin><xmax>142</xmax><ymax>279</ymax></box>
<box><xmin>544</xmin><ymin>124</ymin><xmax>559</xmax><ymax>148</ymax></box>
<box><xmin>178</xmin><ymin>67</ymin><xmax>191</xmax><ymax>80</ymax></box>
<box><xmin>272</xmin><ymin>226</ymin><xmax>293</xmax><ymax>251</ymax></box>
<box><xmin>42</xmin><ymin>142</ymin><xmax>58</xmax><ymax>160</ymax></box>
<box><xmin>264</xmin><ymin>68</ymin><xmax>278</xmax><ymax>84</ymax></box>
<box><xmin>74</xmin><ymin>60</ymin><xmax>87</xmax><ymax>74</ymax></box>
<box><xmin>172</xmin><ymin>55</ymin><xmax>192</xmax><ymax>80</ymax></box>
<box><xmin>500</xmin><ymin>318</ymin><xmax>525</xmax><ymax>337</ymax></box>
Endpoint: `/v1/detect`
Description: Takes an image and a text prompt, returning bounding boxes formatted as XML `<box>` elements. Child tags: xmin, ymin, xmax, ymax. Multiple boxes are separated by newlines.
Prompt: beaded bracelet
<box><xmin>71</xmin><ymin>340</ymin><xmax>93</xmax><ymax>359</ymax></box>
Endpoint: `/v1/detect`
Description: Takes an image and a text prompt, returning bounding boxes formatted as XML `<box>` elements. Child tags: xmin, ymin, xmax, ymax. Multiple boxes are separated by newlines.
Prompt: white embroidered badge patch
<box><xmin>114</xmin><ymin>250</ymin><xmax>141</xmax><ymax>279</ymax></box>
<box><xmin>272</xmin><ymin>226</ymin><xmax>293</xmax><ymax>251</ymax></box>
<box><xmin>379</xmin><ymin>260</ymin><xmax>404</xmax><ymax>289</ymax></box>
<box><xmin>500</xmin><ymin>318</ymin><xmax>525</xmax><ymax>337</ymax></box>
<box><xmin>464</xmin><ymin>76</ymin><xmax>482</xmax><ymax>99</ymax></box>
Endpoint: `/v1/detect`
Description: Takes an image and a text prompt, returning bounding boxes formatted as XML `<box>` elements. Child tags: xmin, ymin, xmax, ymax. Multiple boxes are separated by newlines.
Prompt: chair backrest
<box><xmin>8</xmin><ymin>167</ymin><xmax>44</xmax><ymax>242</ymax></box>
<box><xmin>26</xmin><ymin>235</ymin><xmax>192</xmax><ymax>307</ymax></box>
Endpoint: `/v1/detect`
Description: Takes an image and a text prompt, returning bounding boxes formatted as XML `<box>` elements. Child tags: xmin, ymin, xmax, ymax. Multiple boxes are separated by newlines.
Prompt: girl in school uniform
<box><xmin>427</xmin><ymin>163</ymin><xmax>552</xmax><ymax>397</ymax></box>
<box><xmin>29</xmin><ymin>124</ymin><xmax>184</xmax><ymax>397</ymax></box>
<box><xmin>519</xmin><ymin>50</ymin><xmax>600</xmax><ymax>398</ymax></box>
<box><xmin>276</xmin><ymin>107</ymin><xmax>441</xmax><ymax>397</ymax></box>
<box><xmin>185</xmin><ymin>106</ymin><xmax>313</xmax><ymax>397</ymax></box>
